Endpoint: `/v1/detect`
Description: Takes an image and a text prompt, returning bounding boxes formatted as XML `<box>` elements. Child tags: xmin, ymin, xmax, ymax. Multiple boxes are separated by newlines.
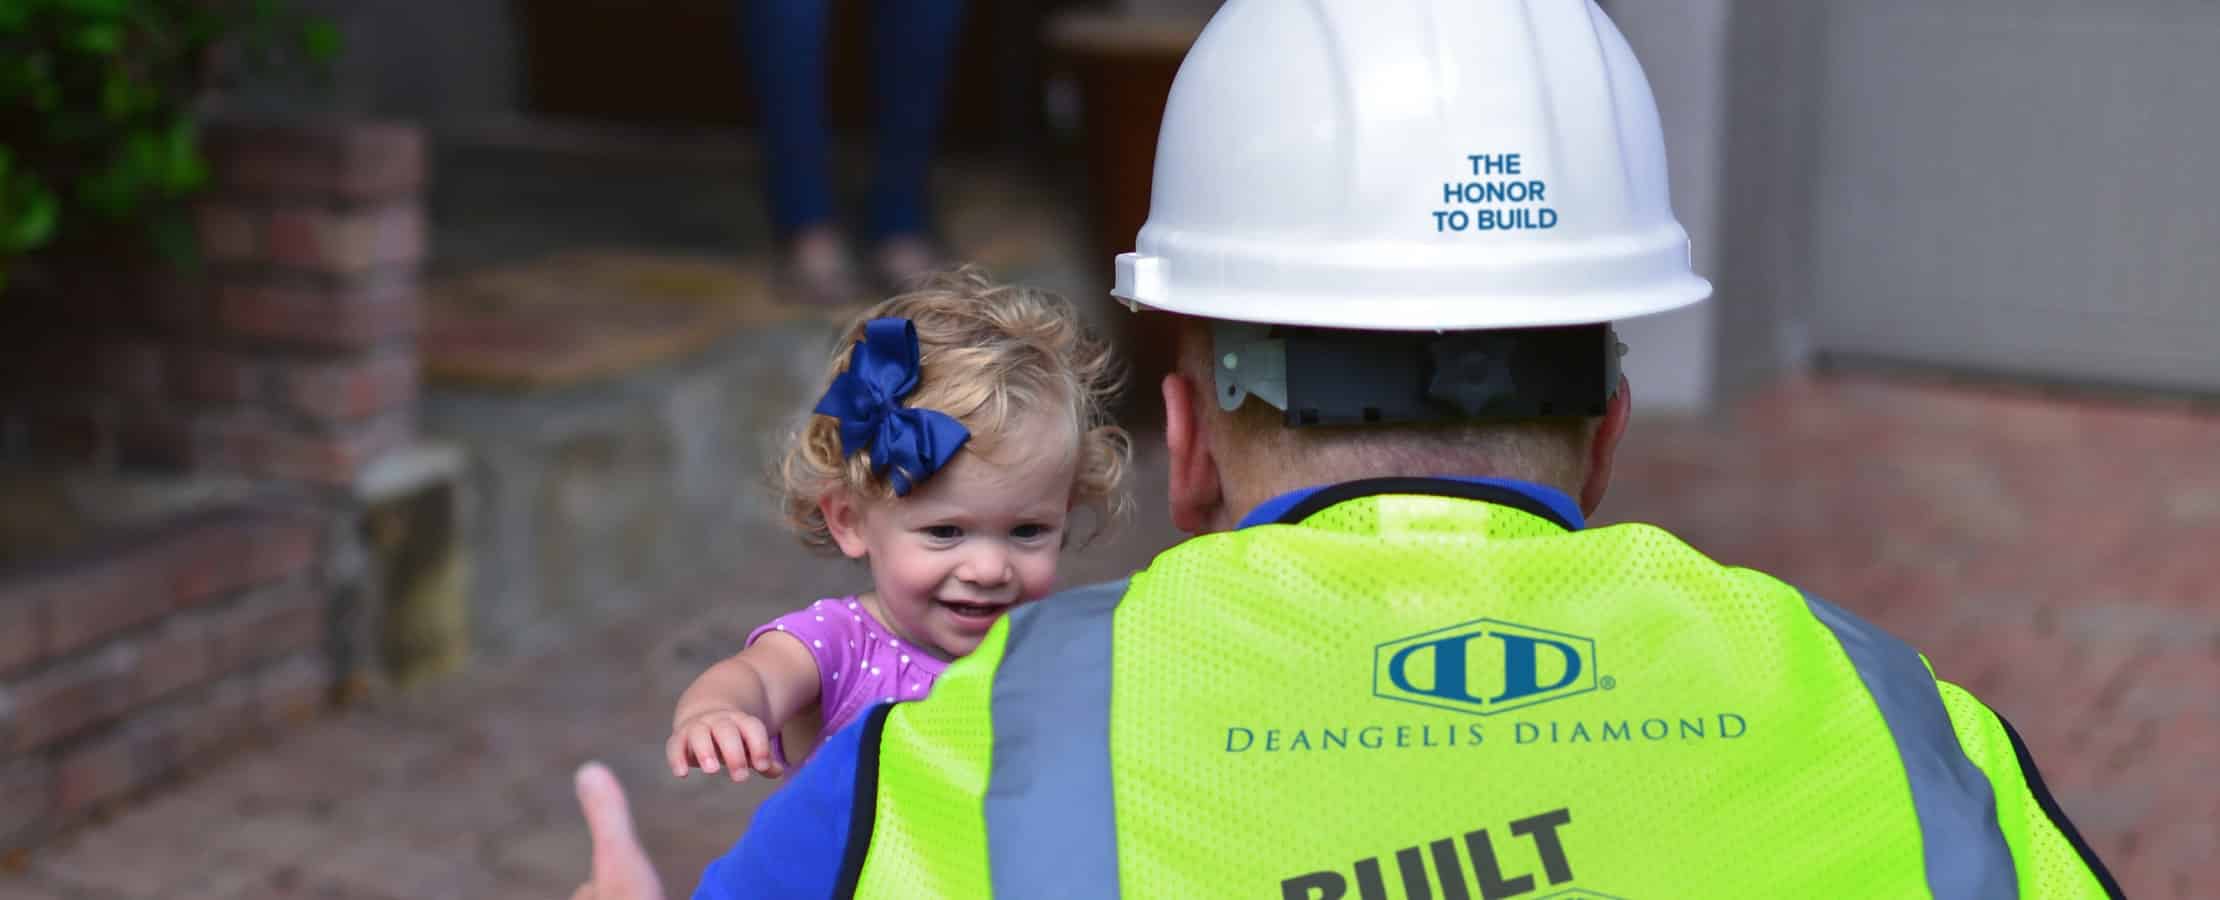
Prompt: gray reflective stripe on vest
<box><xmin>1802</xmin><ymin>590</ymin><xmax>2018</xmax><ymax>899</ymax></box>
<box><xmin>984</xmin><ymin>578</ymin><xmax>1128</xmax><ymax>899</ymax></box>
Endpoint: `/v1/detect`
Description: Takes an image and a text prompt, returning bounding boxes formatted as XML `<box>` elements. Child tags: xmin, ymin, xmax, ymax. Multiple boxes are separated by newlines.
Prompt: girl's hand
<box><xmin>667</xmin><ymin>707</ymin><xmax>785</xmax><ymax>781</ymax></box>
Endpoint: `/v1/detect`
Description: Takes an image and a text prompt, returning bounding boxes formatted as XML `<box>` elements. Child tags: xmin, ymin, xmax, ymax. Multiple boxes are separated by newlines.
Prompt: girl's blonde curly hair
<box><xmin>779</xmin><ymin>266</ymin><xmax>1133</xmax><ymax>549</ymax></box>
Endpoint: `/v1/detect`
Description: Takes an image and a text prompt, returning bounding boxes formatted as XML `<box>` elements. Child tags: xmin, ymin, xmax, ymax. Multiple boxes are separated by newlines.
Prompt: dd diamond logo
<box><xmin>1374</xmin><ymin>618</ymin><xmax>1600</xmax><ymax>715</ymax></box>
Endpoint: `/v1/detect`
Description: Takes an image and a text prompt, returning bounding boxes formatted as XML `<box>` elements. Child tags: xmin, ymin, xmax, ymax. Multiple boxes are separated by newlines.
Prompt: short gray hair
<box><xmin>1173</xmin><ymin>316</ymin><xmax>1596</xmax><ymax>497</ymax></box>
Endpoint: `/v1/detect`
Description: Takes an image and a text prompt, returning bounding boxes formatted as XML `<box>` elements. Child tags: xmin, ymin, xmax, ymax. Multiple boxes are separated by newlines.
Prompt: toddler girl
<box><xmin>667</xmin><ymin>267</ymin><xmax>1130</xmax><ymax>780</ymax></box>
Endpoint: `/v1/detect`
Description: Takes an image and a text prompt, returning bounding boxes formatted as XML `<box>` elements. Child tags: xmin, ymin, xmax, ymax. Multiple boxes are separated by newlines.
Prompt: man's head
<box><xmin>1111</xmin><ymin>0</ymin><xmax>1701</xmax><ymax>532</ymax></box>
<box><xmin>1154</xmin><ymin>316</ymin><xmax>1630</xmax><ymax>534</ymax></box>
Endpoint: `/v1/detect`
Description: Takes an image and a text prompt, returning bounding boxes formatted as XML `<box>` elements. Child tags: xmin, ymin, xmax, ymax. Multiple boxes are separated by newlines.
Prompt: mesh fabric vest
<box><xmin>845</xmin><ymin>487</ymin><xmax>2111</xmax><ymax>898</ymax></box>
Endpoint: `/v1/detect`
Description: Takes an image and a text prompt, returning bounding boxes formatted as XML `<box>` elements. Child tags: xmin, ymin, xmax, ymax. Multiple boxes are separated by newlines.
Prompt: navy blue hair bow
<box><xmin>813</xmin><ymin>318</ymin><xmax>971</xmax><ymax>496</ymax></box>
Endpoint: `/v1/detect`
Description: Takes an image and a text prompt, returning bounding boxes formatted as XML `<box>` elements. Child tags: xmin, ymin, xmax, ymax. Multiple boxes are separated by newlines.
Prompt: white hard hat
<box><xmin>1112</xmin><ymin>0</ymin><xmax>1712</xmax><ymax>331</ymax></box>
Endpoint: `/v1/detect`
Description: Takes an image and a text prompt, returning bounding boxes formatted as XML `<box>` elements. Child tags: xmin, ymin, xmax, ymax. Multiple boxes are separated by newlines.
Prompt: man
<box><xmin>578</xmin><ymin>0</ymin><xmax>2122</xmax><ymax>896</ymax></box>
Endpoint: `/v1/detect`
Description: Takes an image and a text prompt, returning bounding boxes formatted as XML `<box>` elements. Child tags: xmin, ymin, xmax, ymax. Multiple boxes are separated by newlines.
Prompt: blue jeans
<box><xmin>740</xmin><ymin>0</ymin><xmax>970</xmax><ymax>243</ymax></box>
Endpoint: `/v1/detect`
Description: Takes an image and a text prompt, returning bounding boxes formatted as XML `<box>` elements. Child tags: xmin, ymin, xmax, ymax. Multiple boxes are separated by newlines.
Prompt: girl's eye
<box><xmin>925</xmin><ymin>525</ymin><xmax>962</xmax><ymax>540</ymax></box>
<box><xmin>1012</xmin><ymin>524</ymin><xmax>1051</xmax><ymax>540</ymax></box>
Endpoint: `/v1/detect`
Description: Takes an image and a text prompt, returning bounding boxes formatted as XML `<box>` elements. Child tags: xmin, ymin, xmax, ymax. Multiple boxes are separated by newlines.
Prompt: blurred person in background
<box><xmin>742</xmin><ymin>0</ymin><xmax>969</xmax><ymax>303</ymax></box>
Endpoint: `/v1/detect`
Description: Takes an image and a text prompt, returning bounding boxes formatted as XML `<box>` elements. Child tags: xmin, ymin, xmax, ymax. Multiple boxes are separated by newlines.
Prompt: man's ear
<box><xmin>820</xmin><ymin>491</ymin><xmax>872</xmax><ymax>559</ymax></box>
<box><xmin>1162</xmin><ymin>371</ymin><xmax>1224</xmax><ymax>535</ymax></box>
<box><xmin>1579</xmin><ymin>376</ymin><xmax>1631</xmax><ymax>517</ymax></box>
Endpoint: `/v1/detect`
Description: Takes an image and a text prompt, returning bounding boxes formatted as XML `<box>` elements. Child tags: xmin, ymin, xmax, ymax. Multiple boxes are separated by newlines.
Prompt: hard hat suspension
<box><xmin>1214</xmin><ymin>321</ymin><xmax>1624</xmax><ymax>426</ymax></box>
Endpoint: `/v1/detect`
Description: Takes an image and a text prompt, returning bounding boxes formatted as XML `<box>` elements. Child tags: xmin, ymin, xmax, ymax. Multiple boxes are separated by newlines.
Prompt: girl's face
<box><xmin>823</xmin><ymin>419</ymin><xmax>1079</xmax><ymax>660</ymax></box>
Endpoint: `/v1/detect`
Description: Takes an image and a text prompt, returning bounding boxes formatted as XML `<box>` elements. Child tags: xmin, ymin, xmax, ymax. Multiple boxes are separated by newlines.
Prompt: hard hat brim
<box><xmin>1113</xmin><ymin>253</ymin><xmax>1713</xmax><ymax>331</ymax></box>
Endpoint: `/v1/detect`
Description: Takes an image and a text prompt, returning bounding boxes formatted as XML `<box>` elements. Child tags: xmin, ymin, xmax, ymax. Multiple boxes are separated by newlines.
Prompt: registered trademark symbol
<box><xmin>1600</xmin><ymin>676</ymin><xmax>1617</xmax><ymax>690</ymax></box>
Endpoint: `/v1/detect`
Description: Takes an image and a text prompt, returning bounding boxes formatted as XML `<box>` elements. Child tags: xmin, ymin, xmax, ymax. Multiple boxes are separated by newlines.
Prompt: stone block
<box><xmin>169</xmin><ymin>674</ymin><xmax>261</xmax><ymax>764</ymax></box>
<box><xmin>203</xmin><ymin>580</ymin><xmax>326</xmax><ymax>677</ymax></box>
<box><xmin>0</xmin><ymin>589</ymin><xmax>45</xmax><ymax>677</ymax></box>
<box><xmin>208</xmin><ymin>118</ymin><xmax>427</xmax><ymax>204</ymax></box>
<box><xmin>18</xmin><ymin>547</ymin><xmax>168</xmax><ymax>660</ymax></box>
<box><xmin>176</xmin><ymin>348</ymin><xmax>263</xmax><ymax>406</ymax></box>
<box><xmin>198</xmin><ymin>411</ymin><xmax>412</xmax><ymax>487</ymax></box>
<box><xmin>531</xmin><ymin>424</ymin><xmax>677</xmax><ymax>620</ymax></box>
<box><xmin>271</xmin><ymin>348</ymin><xmax>420</xmax><ymax>424</ymax></box>
<box><xmin>150</xmin><ymin>514</ymin><xmax>258</xmax><ymax>611</ymax></box>
<box><xmin>52</xmin><ymin>724</ymin><xmax>149</xmax><ymax>820</ymax></box>
<box><xmin>133</xmin><ymin>613</ymin><xmax>212</xmax><ymax>706</ymax></box>
<box><xmin>4</xmin><ymin>645</ymin><xmax>138</xmax><ymax>754</ymax></box>
<box><xmin>363</xmin><ymin>467</ymin><xmax>470</xmax><ymax>689</ymax></box>
<box><xmin>196</xmin><ymin>202</ymin><xmax>265</xmax><ymax>264</ymax></box>
<box><xmin>216</xmin><ymin>275</ymin><xmax>420</xmax><ymax>350</ymax></box>
<box><xmin>255</xmin><ymin>654</ymin><xmax>333</xmax><ymax>728</ymax></box>
<box><xmin>0</xmin><ymin>757</ymin><xmax>53</xmax><ymax>848</ymax></box>
<box><xmin>267</xmin><ymin>204</ymin><xmax>426</xmax><ymax>277</ymax></box>
<box><xmin>90</xmin><ymin>339</ymin><xmax>168</xmax><ymax>407</ymax></box>
<box><xmin>110</xmin><ymin>412</ymin><xmax>196</xmax><ymax>471</ymax></box>
<box><xmin>17</xmin><ymin>410</ymin><xmax>104</xmax><ymax>467</ymax></box>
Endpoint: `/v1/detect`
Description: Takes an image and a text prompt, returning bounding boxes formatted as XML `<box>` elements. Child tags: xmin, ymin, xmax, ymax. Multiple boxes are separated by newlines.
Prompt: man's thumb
<box><xmin>575</xmin><ymin>761</ymin><xmax>661</xmax><ymax>897</ymax></box>
<box><xmin>576</xmin><ymin>762</ymin><xmax>637</xmax><ymax>849</ymax></box>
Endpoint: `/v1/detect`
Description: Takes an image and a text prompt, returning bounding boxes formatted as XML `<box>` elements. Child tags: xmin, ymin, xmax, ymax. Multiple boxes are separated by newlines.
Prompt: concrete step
<box><xmin>420</xmin><ymin>253</ymin><xmax>851</xmax><ymax>657</ymax></box>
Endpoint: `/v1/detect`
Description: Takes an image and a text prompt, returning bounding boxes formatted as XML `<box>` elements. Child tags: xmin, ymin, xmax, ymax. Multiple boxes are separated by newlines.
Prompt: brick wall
<box><xmin>1</xmin><ymin>118</ymin><xmax>425</xmax><ymax>488</ymax></box>
<box><xmin>0</xmin><ymin>118</ymin><xmax>430</xmax><ymax>851</ymax></box>
<box><xmin>0</xmin><ymin>507</ymin><xmax>326</xmax><ymax>846</ymax></box>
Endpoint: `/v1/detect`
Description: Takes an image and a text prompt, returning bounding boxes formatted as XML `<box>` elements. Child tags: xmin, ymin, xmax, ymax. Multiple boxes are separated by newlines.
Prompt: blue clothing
<box><xmin>691</xmin><ymin>706</ymin><xmax>867</xmax><ymax>899</ymax></box>
<box><xmin>691</xmin><ymin>477</ymin><xmax>1582</xmax><ymax>898</ymax></box>
<box><xmin>738</xmin><ymin>0</ymin><xmax>969</xmax><ymax>241</ymax></box>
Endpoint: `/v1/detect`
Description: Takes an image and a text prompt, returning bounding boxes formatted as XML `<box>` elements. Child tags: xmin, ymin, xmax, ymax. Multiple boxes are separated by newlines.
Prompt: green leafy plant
<box><xmin>0</xmin><ymin>0</ymin><xmax>339</xmax><ymax>290</ymax></box>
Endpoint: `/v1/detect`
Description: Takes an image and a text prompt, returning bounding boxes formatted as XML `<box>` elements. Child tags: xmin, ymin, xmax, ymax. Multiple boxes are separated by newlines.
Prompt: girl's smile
<box><xmin>827</xmin><ymin>416</ymin><xmax>1081</xmax><ymax>660</ymax></box>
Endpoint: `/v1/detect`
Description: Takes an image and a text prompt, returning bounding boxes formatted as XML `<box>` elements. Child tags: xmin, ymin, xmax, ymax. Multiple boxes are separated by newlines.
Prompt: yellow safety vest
<box><xmin>840</xmin><ymin>480</ymin><xmax>2120</xmax><ymax>898</ymax></box>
